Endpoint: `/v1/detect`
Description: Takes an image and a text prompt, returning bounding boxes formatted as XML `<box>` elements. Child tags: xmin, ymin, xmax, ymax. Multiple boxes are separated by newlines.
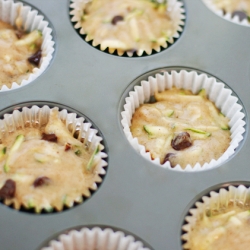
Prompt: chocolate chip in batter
<box><xmin>42</xmin><ymin>133</ymin><xmax>57</xmax><ymax>142</ymax></box>
<box><xmin>0</xmin><ymin>179</ymin><xmax>16</xmax><ymax>199</ymax></box>
<box><xmin>162</xmin><ymin>153</ymin><xmax>175</xmax><ymax>167</ymax></box>
<box><xmin>28</xmin><ymin>49</ymin><xmax>42</xmax><ymax>66</ymax></box>
<box><xmin>73</xmin><ymin>130</ymin><xmax>80</xmax><ymax>139</ymax></box>
<box><xmin>15</xmin><ymin>30</ymin><xmax>26</xmax><ymax>39</ymax></box>
<box><xmin>171</xmin><ymin>132</ymin><xmax>192</xmax><ymax>151</ymax></box>
<box><xmin>232</xmin><ymin>10</ymin><xmax>248</xmax><ymax>21</ymax></box>
<box><xmin>33</xmin><ymin>176</ymin><xmax>51</xmax><ymax>187</ymax></box>
<box><xmin>111</xmin><ymin>15</ymin><xmax>124</xmax><ymax>25</ymax></box>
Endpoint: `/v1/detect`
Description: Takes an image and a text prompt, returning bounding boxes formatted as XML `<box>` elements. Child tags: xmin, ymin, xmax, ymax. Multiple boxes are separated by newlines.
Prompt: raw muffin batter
<box><xmin>212</xmin><ymin>0</ymin><xmax>250</xmax><ymax>21</ymax></box>
<box><xmin>130</xmin><ymin>88</ymin><xmax>231</xmax><ymax>168</ymax></box>
<box><xmin>79</xmin><ymin>0</ymin><xmax>175</xmax><ymax>54</ymax></box>
<box><xmin>0</xmin><ymin>108</ymin><xmax>101</xmax><ymax>212</ymax></box>
<box><xmin>187</xmin><ymin>204</ymin><xmax>250</xmax><ymax>250</ymax></box>
<box><xmin>0</xmin><ymin>20</ymin><xmax>43</xmax><ymax>88</ymax></box>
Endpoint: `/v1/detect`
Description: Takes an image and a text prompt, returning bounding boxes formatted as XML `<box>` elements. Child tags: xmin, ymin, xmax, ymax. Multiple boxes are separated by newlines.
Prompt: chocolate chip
<box><xmin>232</xmin><ymin>10</ymin><xmax>248</xmax><ymax>21</ymax></box>
<box><xmin>73</xmin><ymin>130</ymin><xmax>80</xmax><ymax>139</ymax></box>
<box><xmin>111</xmin><ymin>15</ymin><xmax>124</xmax><ymax>25</ymax></box>
<box><xmin>0</xmin><ymin>179</ymin><xmax>16</xmax><ymax>199</ymax></box>
<box><xmin>162</xmin><ymin>153</ymin><xmax>175</xmax><ymax>166</ymax></box>
<box><xmin>171</xmin><ymin>132</ymin><xmax>192</xmax><ymax>151</ymax></box>
<box><xmin>33</xmin><ymin>176</ymin><xmax>51</xmax><ymax>187</ymax></box>
<box><xmin>42</xmin><ymin>133</ymin><xmax>57</xmax><ymax>142</ymax></box>
<box><xmin>28</xmin><ymin>49</ymin><xmax>42</xmax><ymax>66</ymax></box>
<box><xmin>15</xmin><ymin>30</ymin><xmax>26</xmax><ymax>39</ymax></box>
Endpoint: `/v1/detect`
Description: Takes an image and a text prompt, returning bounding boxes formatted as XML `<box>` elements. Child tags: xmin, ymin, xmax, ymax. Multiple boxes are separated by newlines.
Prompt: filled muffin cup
<box><xmin>40</xmin><ymin>226</ymin><xmax>151</xmax><ymax>250</ymax></box>
<box><xmin>0</xmin><ymin>104</ymin><xmax>108</xmax><ymax>213</ymax></box>
<box><xmin>0</xmin><ymin>0</ymin><xmax>55</xmax><ymax>91</ymax></box>
<box><xmin>203</xmin><ymin>0</ymin><xmax>250</xmax><ymax>27</ymax></box>
<box><xmin>182</xmin><ymin>184</ymin><xmax>250</xmax><ymax>249</ymax></box>
<box><xmin>69</xmin><ymin>0</ymin><xmax>185</xmax><ymax>57</ymax></box>
<box><xmin>121</xmin><ymin>69</ymin><xmax>246</xmax><ymax>171</ymax></box>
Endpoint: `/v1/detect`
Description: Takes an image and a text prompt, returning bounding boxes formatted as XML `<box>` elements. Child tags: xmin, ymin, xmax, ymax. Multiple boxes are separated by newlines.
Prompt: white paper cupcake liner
<box><xmin>0</xmin><ymin>105</ymin><xmax>108</xmax><ymax>212</ymax></box>
<box><xmin>41</xmin><ymin>227</ymin><xmax>151</xmax><ymax>250</ymax></box>
<box><xmin>121</xmin><ymin>69</ymin><xmax>246</xmax><ymax>172</ymax></box>
<box><xmin>0</xmin><ymin>0</ymin><xmax>55</xmax><ymax>91</ymax></box>
<box><xmin>69</xmin><ymin>0</ymin><xmax>185</xmax><ymax>57</ymax></box>
<box><xmin>203</xmin><ymin>0</ymin><xmax>250</xmax><ymax>27</ymax></box>
<box><xmin>182</xmin><ymin>184</ymin><xmax>250</xmax><ymax>249</ymax></box>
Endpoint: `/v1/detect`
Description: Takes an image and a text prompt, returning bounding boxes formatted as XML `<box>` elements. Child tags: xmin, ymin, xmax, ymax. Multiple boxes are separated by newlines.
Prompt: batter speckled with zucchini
<box><xmin>79</xmin><ymin>0</ymin><xmax>175</xmax><ymax>55</ymax></box>
<box><xmin>130</xmin><ymin>87</ymin><xmax>231</xmax><ymax>168</ymax></box>
<box><xmin>0</xmin><ymin>20</ymin><xmax>43</xmax><ymax>88</ymax></box>
<box><xmin>0</xmin><ymin>108</ymin><xmax>101</xmax><ymax>212</ymax></box>
<box><xmin>187</xmin><ymin>204</ymin><xmax>250</xmax><ymax>250</ymax></box>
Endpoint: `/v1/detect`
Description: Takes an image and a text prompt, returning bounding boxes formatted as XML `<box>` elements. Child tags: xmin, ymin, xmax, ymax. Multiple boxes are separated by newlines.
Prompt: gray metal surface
<box><xmin>0</xmin><ymin>0</ymin><xmax>250</xmax><ymax>249</ymax></box>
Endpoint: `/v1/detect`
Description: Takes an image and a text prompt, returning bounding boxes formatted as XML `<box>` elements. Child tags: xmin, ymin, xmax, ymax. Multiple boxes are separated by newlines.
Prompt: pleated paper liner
<box><xmin>0</xmin><ymin>102</ymin><xmax>108</xmax><ymax>213</ymax></box>
<box><xmin>69</xmin><ymin>0</ymin><xmax>185</xmax><ymax>57</ymax></box>
<box><xmin>121</xmin><ymin>68</ymin><xmax>246</xmax><ymax>171</ymax></box>
<box><xmin>182</xmin><ymin>183</ymin><xmax>250</xmax><ymax>249</ymax></box>
<box><xmin>0</xmin><ymin>0</ymin><xmax>55</xmax><ymax>91</ymax></box>
<box><xmin>39</xmin><ymin>225</ymin><xmax>152</xmax><ymax>250</ymax></box>
<box><xmin>203</xmin><ymin>0</ymin><xmax>250</xmax><ymax>27</ymax></box>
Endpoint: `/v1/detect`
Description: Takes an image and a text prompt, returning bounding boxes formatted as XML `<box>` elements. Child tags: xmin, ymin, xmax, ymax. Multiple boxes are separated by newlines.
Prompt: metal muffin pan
<box><xmin>1</xmin><ymin>0</ymin><xmax>250</xmax><ymax>249</ymax></box>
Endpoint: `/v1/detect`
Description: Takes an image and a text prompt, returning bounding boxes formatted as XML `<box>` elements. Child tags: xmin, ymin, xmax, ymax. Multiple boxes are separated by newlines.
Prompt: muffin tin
<box><xmin>1</xmin><ymin>0</ymin><xmax>250</xmax><ymax>249</ymax></box>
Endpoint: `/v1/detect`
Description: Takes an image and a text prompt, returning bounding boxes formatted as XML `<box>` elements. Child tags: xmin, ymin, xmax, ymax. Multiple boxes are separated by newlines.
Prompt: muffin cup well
<box><xmin>121</xmin><ymin>69</ymin><xmax>246</xmax><ymax>171</ymax></box>
<box><xmin>203</xmin><ymin>0</ymin><xmax>250</xmax><ymax>27</ymax></box>
<box><xmin>69</xmin><ymin>0</ymin><xmax>185</xmax><ymax>57</ymax></box>
<box><xmin>182</xmin><ymin>184</ymin><xmax>250</xmax><ymax>249</ymax></box>
<box><xmin>0</xmin><ymin>104</ymin><xmax>107</xmax><ymax>213</ymax></box>
<box><xmin>40</xmin><ymin>226</ymin><xmax>151</xmax><ymax>250</ymax></box>
<box><xmin>0</xmin><ymin>0</ymin><xmax>55</xmax><ymax>91</ymax></box>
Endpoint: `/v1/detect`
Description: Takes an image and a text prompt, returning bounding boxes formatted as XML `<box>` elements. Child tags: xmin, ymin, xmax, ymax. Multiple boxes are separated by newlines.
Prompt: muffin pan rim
<box><xmin>36</xmin><ymin>224</ymin><xmax>155</xmax><ymax>250</ymax></box>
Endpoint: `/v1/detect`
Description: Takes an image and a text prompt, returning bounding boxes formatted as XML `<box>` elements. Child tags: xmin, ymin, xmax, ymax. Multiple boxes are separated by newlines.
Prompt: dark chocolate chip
<box><xmin>0</xmin><ymin>179</ymin><xmax>16</xmax><ymax>199</ymax></box>
<box><xmin>111</xmin><ymin>15</ymin><xmax>124</xmax><ymax>25</ymax></box>
<box><xmin>15</xmin><ymin>30</ymin><xmax>26</xmax><ymax>39</ymax></box>
<box><xmin>28</xmin><ymin>49</ymin><xmax>42</xmax><ymax>66</ymax></box>
<box><xmin>73</xmin><ymin>130</ymin><xmax>80</xmax><ymax>139</ymax></box>
<box><xmin>42</xmin><ymin>133</ymin><xmax>57</xmax><ymax>142</ymax></box>
<box><xmin>33</xmin><ymin>176</ymin><xmax>51</xmax><ymax>187</ymax></box>
<box><xmin>232</xmin><ymin>10</ymin><xmax>248</xmax><ymax>21</ymax></box>
<box><xmin>162</xmin><ymin>153</ymin><xmax>175</xmax><ymax>166</ymax></box>
<box><xmin>171</xmin><ymin>132</ymin><xmax>192</xmax><ymax>151</ymax></box>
